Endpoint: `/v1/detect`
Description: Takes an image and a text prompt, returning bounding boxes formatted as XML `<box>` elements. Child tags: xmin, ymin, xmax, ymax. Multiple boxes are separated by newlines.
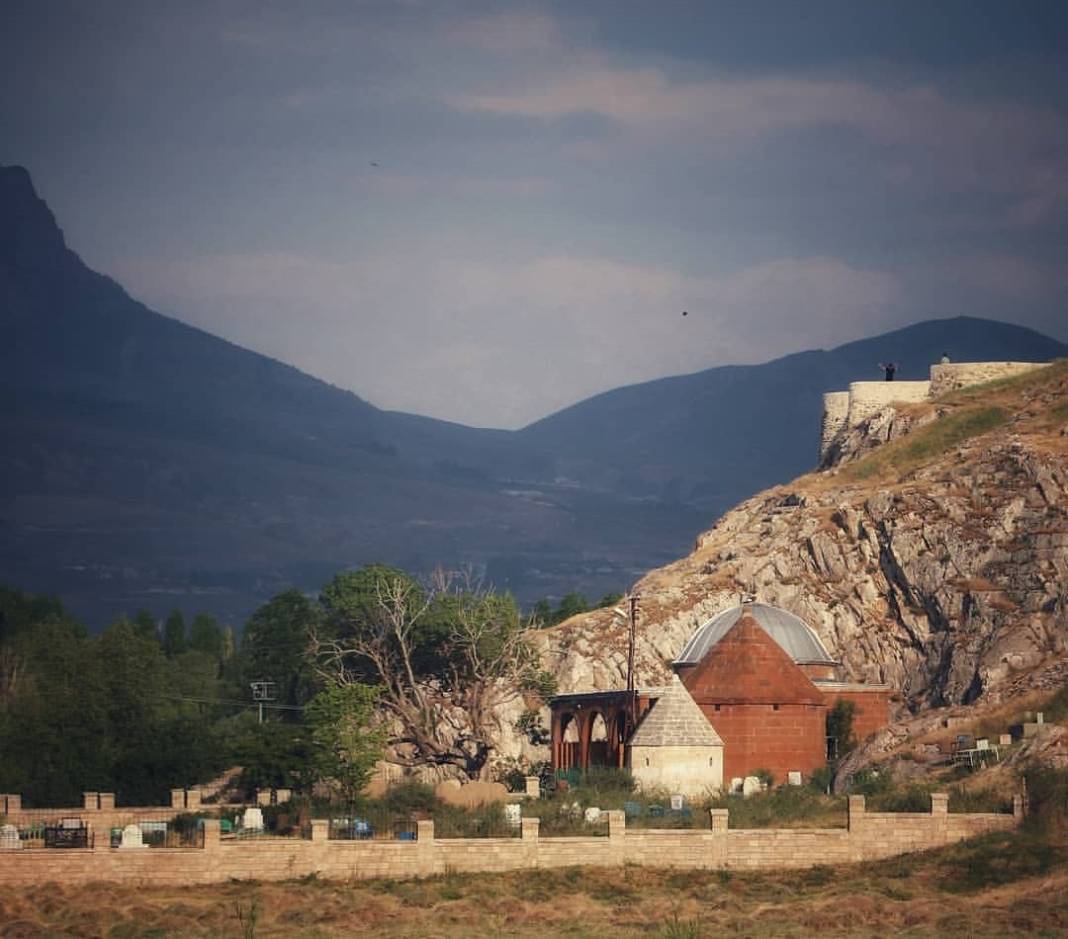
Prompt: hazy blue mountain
<box><xmin>518</xmin><ymin>317</ymin><xmax>1068</xmax><ymax>513</ymax></box>
<box><xmin>4</xmin><ymin>164</ymin><xmax>1065</xmax><ymax>628</ymax></box>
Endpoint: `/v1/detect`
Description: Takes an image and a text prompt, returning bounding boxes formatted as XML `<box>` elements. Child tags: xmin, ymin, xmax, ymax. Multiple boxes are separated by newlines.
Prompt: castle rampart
<box><xmin>820</xmin><ymin>360</ymin><xmax>1049</xmax><ymax>465</ymax></box>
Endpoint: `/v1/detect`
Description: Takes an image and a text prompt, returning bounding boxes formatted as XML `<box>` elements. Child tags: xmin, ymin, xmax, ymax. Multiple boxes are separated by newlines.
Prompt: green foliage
<box><xmin>242</xmin><ymin>588</ymin><xmax>321</xmax><ymax>711</ymax></box>
<box><xmin>707</xmin><ymin>785</ymin><xmax>847</xmax><ymax>829</ymax></box>
<box><xmin>381</xmin><ymin>779</ymin><xmax>439</xmax><ymax>816</ymax></box>
<box><xmin>188</xmin><ymin>612</ymin><xmax>225</xmax><ymax>657</ymax></box>
<box><xmin>808</xmin><ymin>765</ymin><xmax>833</xmax><ymax>794</ymax></box>
<box><xmin>163</xmin><ymin>609</ymin><xmax>187</xmax><ymax>657</ymax></box>
<box><xmin>306</xmin><ymin>682</ymin><xmax>385</xmax><ymax>804</ymax></box>
<box><xmin>752</xmin><ymin>768</ymin><xmax>776</xmax><ymax>788</ymax></box>
<box><xmin>514</xmin><ymin>708</ymin><xmax>551</xmax><ymax>746</ymax></box>
<box><xmin>935</xmin><ymin>829</ymin><xmax>1065</xmax><ymax>894</ymax></box>
<box><xmin>826</xmin><ymin>699</ymin><xmax>856</xmax><ymax>760</ymax></box>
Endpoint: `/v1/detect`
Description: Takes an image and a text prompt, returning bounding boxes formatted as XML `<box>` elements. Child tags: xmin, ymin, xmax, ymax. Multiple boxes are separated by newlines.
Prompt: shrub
<box><xmin>381</xmin><ymin>780</ymin><xmax>438</xmax><ymax>816</ymax></box>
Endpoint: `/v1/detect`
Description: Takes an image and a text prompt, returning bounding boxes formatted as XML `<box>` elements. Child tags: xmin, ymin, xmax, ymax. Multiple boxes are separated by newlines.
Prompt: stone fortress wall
<box><xmin>820</xmin><ymin>361</ymin><xmax>1049</xmax><ymax>465</ymax></box>
<box><xmin>0</xmin><ymin>791</ymin><xmax>1020</xmax><ymax>886</ymax></box>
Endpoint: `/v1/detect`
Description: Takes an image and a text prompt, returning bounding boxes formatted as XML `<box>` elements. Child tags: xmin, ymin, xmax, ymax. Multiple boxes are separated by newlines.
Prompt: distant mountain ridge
<box><xmin>3</xmin><ymin>164</ymin><xmax>1066</xmax><ymax>627</ymax></box>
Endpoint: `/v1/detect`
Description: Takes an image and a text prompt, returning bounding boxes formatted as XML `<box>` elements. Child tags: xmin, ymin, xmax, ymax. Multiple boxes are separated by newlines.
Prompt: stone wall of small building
<box><xmin>0</xmin><ymin>796</ymin><xmax>1019</xmax><ymax>886</ymax></box>
<box><xmin>929</xmin><ymin>361</ymin><xmax>1049</xmax><ymax>397</ymax></box>
<box><xmin>628</xmin><ymin>744</ymin><xmax>724</xmax><ymax>797</ymax></box>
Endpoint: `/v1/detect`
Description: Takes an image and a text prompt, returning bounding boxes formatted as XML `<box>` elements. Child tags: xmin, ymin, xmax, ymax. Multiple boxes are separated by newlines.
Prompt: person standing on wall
<box><xmin>878</xmin><ymin>361</ymin><xmax>898</xmax><ymax>381</ymax></box>
<box><xmin>940</xmin><ymin>352</ymin><xmax>951</xmax><ymax>364</ymax></box>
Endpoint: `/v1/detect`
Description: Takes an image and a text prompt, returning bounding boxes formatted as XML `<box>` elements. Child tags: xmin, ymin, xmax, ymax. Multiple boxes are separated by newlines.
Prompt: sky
<box><xmin>3</xmin><ymin>1</ymin><xmax>1067</xmax><ymax>428</ymax></box>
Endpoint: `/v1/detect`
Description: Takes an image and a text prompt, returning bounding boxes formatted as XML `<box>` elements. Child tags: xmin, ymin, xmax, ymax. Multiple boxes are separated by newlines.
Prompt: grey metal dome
<box><xmin>674</xmin><ymin>603</ymin><xmax>836</xmax><ymax>666</ymax></box>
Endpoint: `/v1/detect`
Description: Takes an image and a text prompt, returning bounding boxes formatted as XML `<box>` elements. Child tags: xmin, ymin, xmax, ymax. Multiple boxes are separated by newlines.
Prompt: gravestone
<box><xmin>670</xmin><ymin>794</ymin><xmax>684</xmax><ymax>811</ymax></box>
<box><xmin>503</xmin><ymin>803</ymin><xmax>522</xmax><ymax>828</ymax></box>
<box><xmin>787</xmin><ymin>771</ymin><xmax>802</xmax><ymax>786</ymax></box>
<box><xmin>242</xmin><ymin>807</ymin><xmax>265</xmax><ymax>831</ymax></box>
<box><xmin>584</xmin><ymin>806</ymin><xmax>602</xmax><ymax>823</ymax></box>
<box><xmin>742</xmin><ymin>776</ymin><xmax>762</xmax><ymax>798</ymax></box>
<box><xmin>0</xmin><ymin>824</ymin><xmax>21</xmax><ymax>850</ymax></box>
<box><xmin>118</xmin><ymin>824</ymin><xmax>148</xmax><ymax>850</ymax></box>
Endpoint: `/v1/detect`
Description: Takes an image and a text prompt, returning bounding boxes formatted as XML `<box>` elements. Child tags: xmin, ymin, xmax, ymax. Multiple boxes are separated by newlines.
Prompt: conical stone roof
<box><xmin>628</xmin><ymin>674</ymin><xmax>724</xmax><ymax>748</ymax></box>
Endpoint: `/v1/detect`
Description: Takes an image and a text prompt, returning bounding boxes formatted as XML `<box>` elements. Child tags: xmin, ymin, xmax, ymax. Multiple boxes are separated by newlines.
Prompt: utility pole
<box><xmin>626</xmin><ymin>593</ymin><xmax>640</xmax><ymax>725</ymax></box>
<box><xmin>250</xmin><ymin>680</ymin><xmax>276</xmax><ymax>724</ymax></box>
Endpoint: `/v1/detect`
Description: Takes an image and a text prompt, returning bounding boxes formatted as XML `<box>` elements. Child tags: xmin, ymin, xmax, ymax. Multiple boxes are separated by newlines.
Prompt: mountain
<box><xmin>499</xmin><ymin>362</ymin><xmax>1068</xmax><ymax>767</ymax></box>
<box><xmin>518</xmin><ymin>317</ymin><xmax>1068</xmax><ymax>516</ymax></box>
<box><xmin>3</xmin><ymin>164</ymin><xmax>1066</xmax><ymax>627</ymax></box>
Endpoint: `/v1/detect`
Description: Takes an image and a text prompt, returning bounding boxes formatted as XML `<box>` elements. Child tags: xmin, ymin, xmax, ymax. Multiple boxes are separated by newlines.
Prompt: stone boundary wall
<box><xmin>819</xmin><ymin>360</ymin><xmax>1049</xmax><ymax>464</ymax></box>
<box><xmin>0</xmin><ymin>795</ymin><xmax>1020</xmax><ymax>886</ymax></box>
<box><xmin>929</xmin><ymin>361</ymin><xmax>1049</xmax><ymax>397</ymax></box>
<box><xmin>0</xmin><ymin>790</ymin><xmax>208</xmax><ymax>835</ymax></box>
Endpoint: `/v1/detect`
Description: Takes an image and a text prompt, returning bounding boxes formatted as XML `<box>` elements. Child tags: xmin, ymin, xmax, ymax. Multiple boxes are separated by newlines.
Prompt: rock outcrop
<box><xmin>496</xmin><ymin>363</ymin><xmax>1068</xmax><ymax>770</ymax></box>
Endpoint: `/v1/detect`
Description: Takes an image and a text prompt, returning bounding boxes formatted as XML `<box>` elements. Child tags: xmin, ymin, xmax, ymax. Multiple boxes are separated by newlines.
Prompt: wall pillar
<box><xmin>1</xmin><ymin>795</ymin><xmax>21</xmax><ymax>815</ymax></box>
<box><xmin>185</xmin><ymin>789</ymin><xmax>202</xmax><ymax>810</ymax></box>
<box><xmin>171</xmin><ymin>788</ymin><xmax>185</xmax><ymax>809</ymax></box>
<box><xmin>709</xmin><ymin>809</ymin><xmax>729</xmax><ymax>834</ymax></box>
<box><xmin>201</xmin><ymin>818</ymin><xmax>220</xmax><ymax>852</ymax></box>
<box><xmin>98</xmin><ymin>793</ymin><xmax>115</xmax><ymax>811</ymax></box>
<box><xmin>1013</xmin><ymin>793</ymin><xmax>1025</xmax><ymax>819</ymax></box>
<box><xmin>521</xmin><ymin>816</ymin><xmax>540</xmax><ymax>869</ymax></box>
<box><xmin>524</xmin><ymin>776</ymin><xmax>540</xmax><ymax>799</ymax></box>
<box><xmin>847</xmin><ymin>795</ymin><xmax>865</xmax><ymax>830</ymax></box>
<box><xmin>311</xmin><ymin>819</ymin><xmax>328</xmax><ymax>843</ymax></box>
<box><xmin>929</xmin><ymin>793</ymin><xmax>948</xmax><ymax>816</ymax></box>
<box><xmin>83</xmin><ymin>792</ymin><xmax>99</xmax><ymax>811</ymax></box>
<box><xmin>416</xmin><ymin>818</ymin><xmax>437</xmax><ymax>876</ymax></box>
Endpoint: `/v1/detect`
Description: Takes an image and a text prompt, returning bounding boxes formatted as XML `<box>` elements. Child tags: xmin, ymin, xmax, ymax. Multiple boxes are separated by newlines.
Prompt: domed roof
<box><xmin>674</xmin><ymin>602</ymin><xmax>836</xmax><ymax>667</ymax></box>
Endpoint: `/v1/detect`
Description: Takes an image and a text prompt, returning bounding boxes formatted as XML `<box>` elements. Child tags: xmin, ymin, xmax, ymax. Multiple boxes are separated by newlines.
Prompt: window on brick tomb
<box><xmin>714</xmin><ymin>704</ymin><xmax>721</xmax><ymax>711</ymax></box>
<box><xmin>645</xmin><ymin>757</ymin><xmax>650</xmax><ymax>766</ymax></box>
<box><xmin>709</xmin><ymin>757</ymin><xmax>715</xmax><ymax>767</ymax></box>
<box><xmin>773</xmin><ymin>704</ymin><xmax>780</xmax><ymax>711</ymax></box>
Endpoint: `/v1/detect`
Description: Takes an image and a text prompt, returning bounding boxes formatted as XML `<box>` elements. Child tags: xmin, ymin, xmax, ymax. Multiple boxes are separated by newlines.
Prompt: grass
<box><xmin>841</xmin><ymin>405</ymin><xmax>1009</xmax><ymax>481</ymax></box>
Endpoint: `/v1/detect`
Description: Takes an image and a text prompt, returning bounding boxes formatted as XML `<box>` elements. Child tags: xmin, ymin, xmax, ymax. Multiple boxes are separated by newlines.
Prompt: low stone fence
<box><xmin>0</xmin><ymin>793</ymin><xmax>1021</xmax><ymax>886</ymax></box>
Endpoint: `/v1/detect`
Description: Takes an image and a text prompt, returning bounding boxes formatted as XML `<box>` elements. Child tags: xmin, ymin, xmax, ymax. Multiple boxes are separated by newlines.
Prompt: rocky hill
<box><xmin>515</xmin><ymin>361</ymin><xmax>1068</xmax><ymax>760</ymax></box>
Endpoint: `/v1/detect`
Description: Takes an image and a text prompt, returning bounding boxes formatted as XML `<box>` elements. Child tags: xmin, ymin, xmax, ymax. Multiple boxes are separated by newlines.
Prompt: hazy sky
<box><xmin>4</xmin><ymin>1</ymin><xmax>1067</xmax><ymax>428</ymax></box>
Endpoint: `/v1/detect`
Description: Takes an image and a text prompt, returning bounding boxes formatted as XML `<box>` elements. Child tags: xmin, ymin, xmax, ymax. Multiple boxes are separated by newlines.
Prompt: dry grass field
<box><xmin>2</xmin><ymin>827</ymin><xmax>1067</xmax><ymax>939</ymax></box>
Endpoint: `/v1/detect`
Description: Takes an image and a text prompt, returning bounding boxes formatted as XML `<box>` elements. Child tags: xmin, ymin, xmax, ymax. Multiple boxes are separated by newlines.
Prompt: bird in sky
<box><xmin>682</xmin><ymin>311</ymin><xmax>688</xmax><ymax>316</ymax></box>
<box><xmin>369</xmin><ymin>161</ymin><xmax>380</xmax><ymax>167</ymax></box>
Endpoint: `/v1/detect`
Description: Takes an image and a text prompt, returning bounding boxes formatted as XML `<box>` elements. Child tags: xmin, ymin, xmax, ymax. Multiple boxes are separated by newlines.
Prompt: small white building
<box><xmin>625</xmin><ymin>674</ymin><xmax>724</xmax><ymax>797</ymax></box>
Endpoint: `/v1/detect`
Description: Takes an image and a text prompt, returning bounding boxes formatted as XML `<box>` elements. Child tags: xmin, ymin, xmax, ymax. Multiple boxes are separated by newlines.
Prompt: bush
<box><xmin>752</xmin><ymin>768</ymin><xmax>775</xmax><ymax>788</ymax></box>
<box><xmin>867</xmin><ymin>784</ymin><xmax>932</xmax><ymax>813</ymax></box>
<box><xmin>381</xmin><ymin>780</ymin><xmax>439</xmax><ymax>816</ymax></box>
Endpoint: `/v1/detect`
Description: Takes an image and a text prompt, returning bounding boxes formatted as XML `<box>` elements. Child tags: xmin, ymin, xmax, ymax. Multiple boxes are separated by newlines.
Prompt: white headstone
<box><xmin>118</xmin><ymin>823</ymin><xmax>148</xmax><ymax>850</ymax></box>
<box><xmin>584</xmin><ymin>806</ymin><xmax>601</xmax><ymax>823</ymax></box>
<box><xmin>976</xmin><ymin>738</ymin><xmax>990</xmax><ymax>751</ymax></box>
<box><xmin>503</xmin><ymin>803</ymin><xmax>522</xmax><ymax>828</ymax></box>
<box><xmin>742</xmin><ymin>776</ymin><xmax>762</xmax><ymax>798</ymax></box>
<box><xmin>730</xmin><ymin>777</ymin><xmax>744</xmax><ymax>794</ymax></box>
<box><xmin>242</xmin><ymin>807</ymin><xmax>265</xmax><ymax>831</ymax></box>
<box><xmin>0</xmin><ymin>824</ymin><xmax>21</xmax><ymax>850</ymax></box>
<box><xmin>1037</xmin><ymin>712</ymin><xmax>1044</xmax><ymax>724</ymax></box>
<box><xmin>670</xmin><ymin>794</ymin><xmax>684</xmax><ymax>811</ymax></box>
<box><xmin>788</xmin><ymin>771</ymin><xmax>802</xmax><ymax>786</ymax></box>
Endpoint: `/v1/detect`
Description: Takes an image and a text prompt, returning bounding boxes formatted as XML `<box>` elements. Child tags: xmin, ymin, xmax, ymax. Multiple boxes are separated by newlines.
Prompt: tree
<box><xmin>306</xmin><ymin>682</ymin><xmax>384</xmax><ymax>804</ymax></box>
<box><xmin>242</xmin><ymin>589</ymin><xmax>321</xmax><ymax>713</ymax></box>
<box><xmin>188</xmin><ymin>612</ymin><xmax>225</xmax><ymax>658</ymax></box>
<box><xmin>163</xmin><ymin>609</ymin><xmax>187</xmax><ymax>657</ymax></box>
<box><xmin>313</xmin><ymin>567</ymin><xmax>549</xmax><ymax>779</ymax></box>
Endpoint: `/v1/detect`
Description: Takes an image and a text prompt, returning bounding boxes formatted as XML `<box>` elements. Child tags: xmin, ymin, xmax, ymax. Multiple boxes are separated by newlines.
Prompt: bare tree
<box><xmin>312</xmin><ymin>568</ymin><xmax>551</xmax><ymax>779</ymax></box>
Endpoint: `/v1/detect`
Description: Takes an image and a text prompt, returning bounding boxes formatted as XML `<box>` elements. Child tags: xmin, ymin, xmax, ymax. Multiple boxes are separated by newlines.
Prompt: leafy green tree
<box><xmin>314</xmin><ymin>567</ymin><xmax>549</xmax><ymax>779</ymax></box>
<box><xmin>242</xmin><ymin>588</ymin><xmax>321</xmax><ymax>712</ymax></box>
<box><xmin>554</xmin><ymin>591</ymin><xmax>589</xmax><ymax>623</ymax></box>
<box><xmin>133</xmin><ymin>609</ymin><xmax>158</xmax><ymax>641</ymax></box>
<box><xmin>306</xmin><ymin>683</ymin><xmax>384</xmax><ymax>804</ymax></box>
<box><xmin>188</xmin><ymin>612</ymin><xmax>224</xmax><ymax>658</ymax></box>
<box><xmin>163</xmin><ymin>609</ymin><xmax>187</xmax><ymax>657</ymax></box>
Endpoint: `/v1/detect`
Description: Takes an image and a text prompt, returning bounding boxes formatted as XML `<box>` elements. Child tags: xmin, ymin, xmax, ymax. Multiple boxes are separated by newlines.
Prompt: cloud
<box><xmin>451</xmin><ymin>63</ymin><xmax>1068</xmax><ymax>221</ymax></box>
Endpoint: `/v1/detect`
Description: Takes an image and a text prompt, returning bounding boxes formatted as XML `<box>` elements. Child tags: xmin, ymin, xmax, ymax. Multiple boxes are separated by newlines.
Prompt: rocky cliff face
<box><xmin>498</xmin><ymin>362</ymin><xmax>1068</xmax><ymax>769</ymax></box>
